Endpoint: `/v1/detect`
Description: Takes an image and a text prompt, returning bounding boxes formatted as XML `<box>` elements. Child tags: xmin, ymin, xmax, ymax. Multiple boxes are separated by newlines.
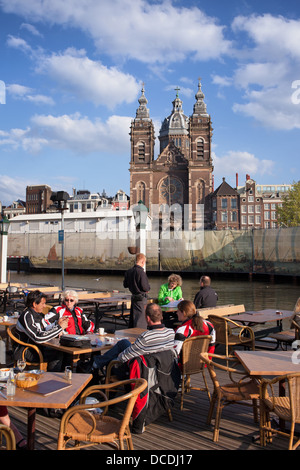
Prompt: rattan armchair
<box><xmin>259</xmin><ymin>372</ymin><xmax>300</xmax><ymax>450</ymax></box>
<box><xmin>57</xmin><ymin>378</ymin><xmax>147</xmax><ymax>450</ymax></box>
<box><xmin>0</xmin><ymin>424</ymin><xmax>16</xmax><ymax>450</ymax></box>
<box><xmin>199</xmin><ymin>352</ymin><xmax>260</xmax><ymax>442</ymax></box>
<box><xmin>7</xmin><ymin>325</ymin><xmax>47</xmax><ymax>371</ymax></box>
<box><xmin>180</xmin><ymin>335</ymin><xmax>212</xmax><ymax>410</ymax></box>
<box><xmin>208</xmin><ymin>315</ymin><xmax>255</xmax><ymax>357</ymax></box>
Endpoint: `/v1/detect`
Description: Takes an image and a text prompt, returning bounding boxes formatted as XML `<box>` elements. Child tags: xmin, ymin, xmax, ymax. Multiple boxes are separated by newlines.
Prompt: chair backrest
<box><xmin>0</xmin><ymin>424</ymin><xmax>16</xmax><ymax>450</ymax></box>
<box><xmin>7</xmin><ymin>326</ymin><xmax>47</xmax><ymax>371</ymax></box>
<box><xmin>208</xmin><ymin>315</ymin><xmax>230</xmax><ymax>344</ymax></box>
<box><xmin>287</xmin><ymin>373</ymin><xmax>300</xmax><ymax>421</ymax></box>
<box><xmin>181</xmin><ymin>335</ymin><xmax>211</xmax><ymax>376</ymax></box>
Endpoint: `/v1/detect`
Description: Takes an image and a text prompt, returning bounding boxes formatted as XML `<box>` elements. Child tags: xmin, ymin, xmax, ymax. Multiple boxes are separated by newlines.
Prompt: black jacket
<box><xmin>123</xmin><ymin>264</ymin><xmax>150</xmax><ymax>296</ymax></box>
<box><xmin>128</xmin><ymin>349</ymin><xmax>180</xmax><ymax>434</ymax></box>
<box><xmin>194</xmin><ymin>286</ymin><xmax>218</xmax><ymax>308</ymax></box>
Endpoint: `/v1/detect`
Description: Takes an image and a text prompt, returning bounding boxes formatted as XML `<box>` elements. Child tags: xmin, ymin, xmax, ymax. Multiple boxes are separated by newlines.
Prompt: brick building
<box><xmin>129</xmin><ymin>80</ymin><xmax>214</xmax><ymax>229</ymax></box>
<box><xmin>26</xmin><ymin>185</ymin><xmax>52</xmax><ymax>214</ymax></box>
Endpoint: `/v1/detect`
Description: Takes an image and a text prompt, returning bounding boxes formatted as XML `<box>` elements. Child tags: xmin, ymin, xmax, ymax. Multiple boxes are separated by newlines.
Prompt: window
<box><xmin>265</xmin><ymin>211</ymin><xmax>270</xmax><ymax>220</ymax></box>
<box><xmin>241</xmin><ymin>205</ymin><xmax>246</xmax><ymax>213</ymax></box>
<box><xmin>271</xmin><ymin>211</ymin><xmax>277</xmax><ymax>220</ymax></box>
<box><xmin>138</xmin><ymin>142</ymin><xmax>145</xmax><ymax>160</ymax></box>
<box><xmin>255</xmin><ymin>205</ymin><xmax>261</xmax><ymax>213</ymax></box>
<box><xmin>248</xmin><ymin>205</ymin><xmax>254</xmax><ymax>213</ymax></box>
<box><xmin>221</xmin><ymin>198</ymin><xmax>227</xmax><ymax>209</ymax></box>
<box><xmin>231</xmin><ymin>211</ymin><xmax>237</xmax><ymax>222</ymax></box>
<box><xmin>221</xmin><ymin>211</ymin><xmax>228</xmax><ymax>222</ymax></box>
<box><xmin>264</xmin><ymin>203</ymin><xmax>270</xmax><ymax>210</ymax></box>
<box><xmin>196</xmin><ymin>138</ymin><xmax>204</xmax><ymax>159</ymax></box>
<box><xmin>241</xmin><ymin>215</ymin><xmax>247</xmax><ymax>225</ymax></box>
<box><xmin>256</xmin><ymin>215</ymin><xmax>261</xmax><ymax>224</ymax></box>
<box><xmin>248</xmin><ymin>196</ymin><xmax>254</xmax><ymax>202</ymax></box>
<box><xmin>231</xmin><ymin>198</ymin><xmax>237</xmax><ymax>208</ymax></box>
<box><xmin>248</xmin><ymin>215</ymin><xmax>254</xmax><ymax>225</ymax></box>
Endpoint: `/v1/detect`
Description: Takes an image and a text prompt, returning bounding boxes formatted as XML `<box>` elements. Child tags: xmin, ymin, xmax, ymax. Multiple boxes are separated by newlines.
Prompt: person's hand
<box><xmin>59</xmin><ymin>317</ymin><xmax>69</xmax><ymax>330</ymax></box>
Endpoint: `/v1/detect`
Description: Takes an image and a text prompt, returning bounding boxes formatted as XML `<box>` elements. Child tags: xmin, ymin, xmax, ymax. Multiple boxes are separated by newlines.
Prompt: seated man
<box><xmin>92</xmin><ymin>303</ymin><xmax>175</xmax><ymax>377</ymax></box>
<box><xmin>193</xmin><ymin>275</ymin><xmax>218</xmax><ymax>309</ymax></box>
<box><xmin>14</xmin><ymin>290</ymin><xmax>69</xmax><ymax>371</ymax></box>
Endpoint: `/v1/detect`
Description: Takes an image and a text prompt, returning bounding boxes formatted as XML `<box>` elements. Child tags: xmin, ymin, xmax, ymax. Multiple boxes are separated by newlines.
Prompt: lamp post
<box><xmin>132</xmin><ymin>200</ymin><xmax>148</xmax><ymax>270</ymax></box>
<box><xmin>0</xmin><ymin>216</ymin><xmax>10</xmax><ymax>283</ymax></box>
<box><xmin>50</xmin><ymin>191</ymin><xmax>69</xmax><ymax>291</ymax></box>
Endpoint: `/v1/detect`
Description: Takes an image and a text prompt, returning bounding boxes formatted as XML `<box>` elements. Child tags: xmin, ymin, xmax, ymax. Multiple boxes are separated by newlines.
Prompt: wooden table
<box><xmin>0</xmin><ymin>317</ymin><xmax>18</xmax><ymax>350</ymax></box>
<box><xmin>235</xmin><ymin>349</ymin><xmax>300</xmax><ymax>376</ymax></box>
<box><xmin>232</xmin><ymin>309</ymin><xmax>294</xmax><ymax>342</ymax></box>
<box><xmin>0</xmin><ymin>371</ymin><xmax>92</xmax><ymax>450</ymax></box>
<box><xmin>78</xmin><ymin>295</ymin><xmax>131</xmax><ymax>330</ymax></box>
<box><xmin>45</xmin><ymin>328</ymin><xmax>144</xmax><ymax>368</ymax></box>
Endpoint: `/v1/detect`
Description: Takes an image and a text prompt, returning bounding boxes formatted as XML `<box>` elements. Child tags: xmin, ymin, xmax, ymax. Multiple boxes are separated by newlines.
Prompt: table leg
<box><xmin>27</xmin><ymin>407</ymin><xmax>36</xmax><ymax>450</ymax></box>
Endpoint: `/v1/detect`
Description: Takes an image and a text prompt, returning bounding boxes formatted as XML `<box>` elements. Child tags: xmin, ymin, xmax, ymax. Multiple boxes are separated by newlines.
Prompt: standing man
<box><xmin>124</xmin><ymin>253</ymin><xmax>150</xmax><ymax>328</ymax></box>
<box><xmin>193</xmin><ymin>275</ymin><xmax>218</xmax><ymax>309</ymax></box>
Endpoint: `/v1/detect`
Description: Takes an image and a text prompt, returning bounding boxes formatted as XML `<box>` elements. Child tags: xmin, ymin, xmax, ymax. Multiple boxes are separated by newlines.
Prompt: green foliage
<box><xmin>277</xmin><ymin>181</ymin><xmax>300</xmax><ymax>227</ymax></box>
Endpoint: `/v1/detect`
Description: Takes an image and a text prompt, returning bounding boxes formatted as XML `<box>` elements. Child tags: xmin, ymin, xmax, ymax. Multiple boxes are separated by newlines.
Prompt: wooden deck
<box><xmin>7</xmin><ymin>359</ymin><xmax>289</xmax><ymax>452</ymax></box>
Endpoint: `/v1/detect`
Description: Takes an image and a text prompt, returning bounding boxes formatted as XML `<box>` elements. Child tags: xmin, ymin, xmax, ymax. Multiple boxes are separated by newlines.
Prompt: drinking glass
<box><xmin>17</xmin><ymin>359</ymin><xmax>26</xmax><ymax>373</ymax></box>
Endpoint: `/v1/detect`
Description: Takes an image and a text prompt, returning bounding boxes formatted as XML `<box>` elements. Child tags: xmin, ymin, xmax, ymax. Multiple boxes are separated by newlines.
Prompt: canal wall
<box><xmin>7</xmin><ymin>227</ymin><xmax>300</xmax><ymax>276</ymax></box>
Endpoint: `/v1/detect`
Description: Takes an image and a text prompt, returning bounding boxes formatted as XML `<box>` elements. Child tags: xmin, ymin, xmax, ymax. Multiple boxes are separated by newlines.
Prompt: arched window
<box><xmin>136</xmin><ymin>181</ymin><xmax>146</xmax><ymax>203</ymax></box>
<box><xmin>138</xmin><ymin>141</ymin><xmax>145</xmax><ymax>160</ymax></box>
<box><xmin>196</xmin><ymin>138</ymin><xmax>204</xmax><ymax>159</ymax></box>
<box><xmin>196</xmin><ymin>179</ymin><xmax>205</xmax><ymax>204</ymax></box>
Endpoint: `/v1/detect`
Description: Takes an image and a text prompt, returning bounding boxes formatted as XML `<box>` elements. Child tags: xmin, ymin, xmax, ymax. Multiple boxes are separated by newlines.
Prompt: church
<box><xmin>129</xmin><ymin>80</ymin><xmax>214</xmax><ymax>230</ymax></box>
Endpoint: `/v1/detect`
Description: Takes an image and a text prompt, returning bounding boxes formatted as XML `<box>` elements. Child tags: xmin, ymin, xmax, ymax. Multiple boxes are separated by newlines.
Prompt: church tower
<box><xmin>129</xmin><ymin>80</ymin><xmax>214</xmax><ymax>229</ymax></box>
<box><xmin>129</xmin><ymin>86</ymin><xmax>155</xmax><ymax>208</ymax></box>
<box><xmin>188</xmin><ymin>79</ymin><xmax>214</xmax><ymax>228</ymax></box>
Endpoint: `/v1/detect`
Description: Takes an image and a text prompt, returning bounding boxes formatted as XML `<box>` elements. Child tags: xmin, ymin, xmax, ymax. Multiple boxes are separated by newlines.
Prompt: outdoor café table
<box><xmin>0</xmin><ymin>316</ymin><xmax>17</xmax><ymax>350</ymax></box>
<box><xmin>231</xmin><ymin>309</ymin><xmax>294</xmax><ymax>340</ymax></box>
<box><xmin>235</xmin><ymin>349</ymin><xmax>300</xmax><ymax>432</ymax></box>
<box><xmin>45</xmin><ymin>328</ymin><xmax>145</xmax><ymax>368</ymax></box>
<box><xmin>77</xmin><ymin>295</ymin><xmax>131</xmax><ymax>330</ymax></box>
<box><xmin>0</xmin><ymin>371</ymin><xmax>92</xmax><ymax>450</ymax></box>
<box><xmin>234</xmin><ymin>349</ymin><xmax>300</xmax><ymax>377</ymax></box>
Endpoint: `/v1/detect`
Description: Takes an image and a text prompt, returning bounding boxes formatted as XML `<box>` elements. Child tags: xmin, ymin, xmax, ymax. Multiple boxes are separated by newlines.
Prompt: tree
<box><xmin>277</xmin><ymin>181</ymin><xmax>300</xmax><ymax>227</ymax></box>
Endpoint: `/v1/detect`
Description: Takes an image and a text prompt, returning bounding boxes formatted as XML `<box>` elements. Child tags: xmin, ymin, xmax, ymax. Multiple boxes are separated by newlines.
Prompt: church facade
<box><xmin>129</xmin><ymin>80</ymin><xmax>214</xmax><ymax>230</ymax></box>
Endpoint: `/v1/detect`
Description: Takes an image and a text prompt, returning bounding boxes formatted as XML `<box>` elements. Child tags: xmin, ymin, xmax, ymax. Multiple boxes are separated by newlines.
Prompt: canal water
<box><xmin>9</xmin><ymin>270</ymin><xmax>299</xmax><ymax>312</ymax></box>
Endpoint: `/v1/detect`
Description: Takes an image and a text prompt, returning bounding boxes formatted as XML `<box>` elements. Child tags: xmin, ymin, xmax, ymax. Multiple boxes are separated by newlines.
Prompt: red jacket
<box><xmin>46</xmin><ymin>305</ymin><xmax>94</xmax><ymax>335</ymax></box>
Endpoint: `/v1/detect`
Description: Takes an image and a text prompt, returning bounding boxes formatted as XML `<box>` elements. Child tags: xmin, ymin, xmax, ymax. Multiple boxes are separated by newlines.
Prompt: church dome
<box><xmin>159</xmin><ymin>89</ymin><xmax>189</xmax><ymax>137</ymax></box>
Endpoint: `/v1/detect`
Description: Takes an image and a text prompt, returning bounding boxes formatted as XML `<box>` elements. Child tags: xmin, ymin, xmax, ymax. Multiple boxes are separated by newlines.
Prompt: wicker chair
<box><xmin>268</xmin><ymin>312</ymin><xmax>300</xmax><ymax>350</ymax></box>
<box><xmin>259</xmin><ymin>372</ymin><xmax>300</xmax><ymax>450</ymax></box>
<box><xmin>180</xmin><ymin>335</ymin><xmax>212</xmax><ymax>410</ymax></box>
<box><xmin>7</xmin><ymin>325</ymin><xmax>47</xmax><ymax>371</ymax></box>
<box><xmin>0</xmin><ymin>424</ymin><xmax>16</xmax><ymax>450</ymax></box>
<box><xmin>199</xmin><ymin>352</ymin><xmax>260</xmax><ymax>442</ymax></box>
<box><xmin>57</xmin><ymin>378</ymin><xmax>147</xmax><ymax>450</ymax></box>
<box><xmin>208</xmin><ymin>315</ymin><xmax>255</xmax><ymax>357</ymax></box>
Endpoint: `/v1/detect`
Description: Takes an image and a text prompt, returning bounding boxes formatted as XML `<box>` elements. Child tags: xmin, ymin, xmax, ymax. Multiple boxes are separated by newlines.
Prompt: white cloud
<box><xmin>20</xmin><ymin>22</ymin><xmax>43</xmax><ymax>37</ymax></box>
<box><xmin>36</xmin><ymin>48</ymin><xmax>140</xmax><ymax>108</ymax></box>
<box><xmin>213</xmin><ymin>150</ymin><xmax>274</xmax><ymax>184</ymax></box>
<box><xmin>1</xmin><ymin>0</ymin><xmax>233</xmax><ymax>64</ymax></box>
<box><xmin>7</xmin><ymin>84</ymin><xmax>54</xmax><ymax>105</ymax></box>
<box><xmin>0</xmin><ymin>175</ymin><xmax>28</xmax><ymax>203</ymax></box>
<box><xmin>6</xmin><ymin>34</ymin><xmax>32</xmax><ymax>53</ymax></box>
<box><xmin>0</xmin><ymin>113</ymin><xmax>132</xmax><ymax>155</ymax></box>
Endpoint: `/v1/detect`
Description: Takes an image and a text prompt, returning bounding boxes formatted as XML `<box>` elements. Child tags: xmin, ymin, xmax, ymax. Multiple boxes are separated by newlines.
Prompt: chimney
<box><xmin>236</xmin><ymin>173</ymin><xmax>238</xmax><ymax>188</ymax></box>
<box><xmin>246</xmin><ymin>174</ymin><xmax>250</xmax><ymax>181</ymax></box>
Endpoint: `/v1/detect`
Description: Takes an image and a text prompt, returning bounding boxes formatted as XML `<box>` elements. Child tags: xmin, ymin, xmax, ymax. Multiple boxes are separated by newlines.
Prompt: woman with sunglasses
<box><xmin>46</xmin><ymin>290</ymin><xmax>94</xmax><ymax>335</ymax></box>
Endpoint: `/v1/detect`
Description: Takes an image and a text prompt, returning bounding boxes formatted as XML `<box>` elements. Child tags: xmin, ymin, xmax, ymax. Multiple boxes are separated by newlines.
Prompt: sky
<box><xmin>0</xmin><ymin>0</ymin><xmax>300</xmax><ymax>206</ymax></box>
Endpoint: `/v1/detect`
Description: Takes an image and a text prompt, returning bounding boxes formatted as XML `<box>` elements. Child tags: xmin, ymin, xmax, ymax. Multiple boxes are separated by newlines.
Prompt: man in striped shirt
<box><xmin>92</xmin><ymin>303</ymin><xmax>175</xmax><ymax>374</ymax></box>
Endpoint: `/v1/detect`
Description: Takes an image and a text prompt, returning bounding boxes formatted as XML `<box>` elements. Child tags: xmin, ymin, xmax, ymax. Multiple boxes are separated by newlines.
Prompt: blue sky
<box><xmin>0</xmin><ymin>0</ymin><xmax>300</xmax><ymax>206</ymax></box>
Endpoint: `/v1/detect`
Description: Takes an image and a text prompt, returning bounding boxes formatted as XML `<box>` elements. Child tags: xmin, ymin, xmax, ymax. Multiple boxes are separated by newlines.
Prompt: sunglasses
<box><xmin>65</xmin><ymin>298</ymin><xmax>75</xmax><ymax>302</ymax></box>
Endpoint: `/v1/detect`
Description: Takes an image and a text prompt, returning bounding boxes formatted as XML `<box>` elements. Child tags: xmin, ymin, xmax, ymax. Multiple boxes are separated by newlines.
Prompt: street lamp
<box><xmin>50</xmin><ymin>191</ymin><xmax>69</xmax><ymax>291</ymax></box>
<box><xmin>0</xmin><ymin>216</ymin><xmax>10</xmax><ymax>283</ymax></box>
<box><xmin>131</xmin><ymin>200</ymin><xmax>148</xmax><ymax>270</ymax></box>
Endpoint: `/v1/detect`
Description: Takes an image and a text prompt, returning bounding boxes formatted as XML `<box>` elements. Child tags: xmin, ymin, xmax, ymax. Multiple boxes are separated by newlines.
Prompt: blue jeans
<box><xmin>92</xmin><ymin>339</ymin><xmax>131</xmax><ymax>370</ymax></box>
